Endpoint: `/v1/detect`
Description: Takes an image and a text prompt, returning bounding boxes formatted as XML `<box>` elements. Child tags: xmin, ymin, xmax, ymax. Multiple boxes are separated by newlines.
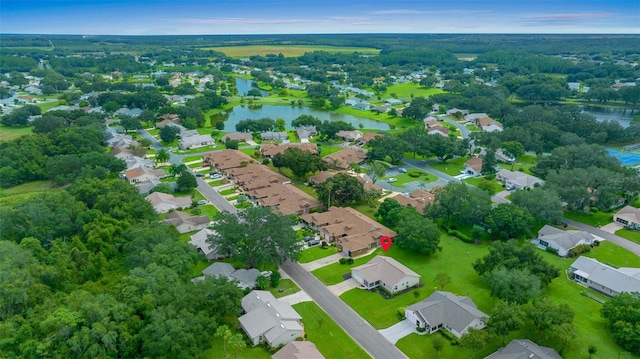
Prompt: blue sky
<box><xmin>1</xmin><ymin>0</ymin><xmax>638</xmax><ymax>35</ymax></box>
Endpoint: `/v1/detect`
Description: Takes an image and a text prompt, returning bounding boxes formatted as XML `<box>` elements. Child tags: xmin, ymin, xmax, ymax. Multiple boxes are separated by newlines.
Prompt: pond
<box><xmin>211</xmin><ymin>104</ymin><xmax>391</xmax><ymax>131</ymax></box>
<box><xmin>235</xmin><ymin>77</ymin><xmax>270</xmax><ymax>97</ymax></box>
<box><xmin>581</xmin><ymin>106</ymin><xmax>637</xmax><ymax>128</ymax></box>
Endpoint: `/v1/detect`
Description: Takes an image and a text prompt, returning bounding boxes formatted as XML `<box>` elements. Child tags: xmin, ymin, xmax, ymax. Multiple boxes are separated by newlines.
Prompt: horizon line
<box><xmin>1</xmin><ymin>32</ymin><xmax>639</xmax><ymax>37</ymax></box>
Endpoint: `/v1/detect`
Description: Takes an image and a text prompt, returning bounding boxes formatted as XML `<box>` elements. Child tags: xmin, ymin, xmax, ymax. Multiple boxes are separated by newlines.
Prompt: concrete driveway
<box><xmin>600</xmin><ymin>222</ymin><xmax>623</xmax><ymax>234</ymax></box>
<box><xmin>299</xmin><ymin>253</ymin><xmax>344</xmax><ymax>271</ymax></box>
<box><xmin>279</xmin><ymin>290</ymin><xmax>312</xmax><ymax>305</ymax></box>
<box><xmin>328</xmin><ymin>278</ymin><xmax>362</xmax><ymax>296</ymax></box>
<box><xmin>492</xmin><ymin>190</ymin><xmax>512</xmax><ymax>204</ymax></box>
<box><xmin>378</xmin><ymin>319</ymin><xmax>417</xmax><ymax>344</ymax></box>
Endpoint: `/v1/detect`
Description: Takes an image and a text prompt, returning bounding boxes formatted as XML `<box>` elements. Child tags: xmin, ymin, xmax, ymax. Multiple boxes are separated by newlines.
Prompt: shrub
<box><xmin>346</xmin><ymin>258</ymin><xmax>354</xmax><ymax>265</ymax></box>
<box><xmin>295</xmin><ymin>337</ymin><xmax>303</xmax><ymax>341</ymax></box>
<box><xmin>417</xmin><ymin>327</ymin><xmax>426</xmax><ymax>332</ymax></box>
<box><xmin>570</xmin><ymin>244</ymin><xmax>591</xmax><ymax>256</ymax></box>
<box><xmin>413</xmin><ymin>290</ymin><xmax>420</xmax><ymax>298</ymax></box>
<box><xmin>545</xmin><ymin>246</ymin><xmax>559</xmax><ymax>255</ymax></box>
<box><xmin>407</xmin><ymin>169</ymin><xmax>425</xmax><ymax>178</ymax></box>
<box><xmin>339</xmin><ymin>258</ymin><xmax>347</xmax><ymax>265</ymax></box>
<box><xmin>592</xmin><ymin>240</ymin><xmax>600</xmax><ymax>247</ymax></box>
<box><xmin>397</xmin><ymin>308</ymin><xmax>405</xmax><ymax>320</ymax></box>
<box><xmin>447</xmin><ymin>229</ymin><xmax>473</xmax><ymax>243</ymax></box>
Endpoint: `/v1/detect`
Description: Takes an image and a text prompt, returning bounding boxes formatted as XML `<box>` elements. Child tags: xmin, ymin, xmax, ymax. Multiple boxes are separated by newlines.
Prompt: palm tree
<box><xmin>228</xmin><ymin>333</ymin><xmax>246</xmax><ymax>359</ymax></box>
<box><xmin>155</xmin><ymin>148</ymin><xmax>169</xmax><ymax>164</ymax></box>
<box><xmin>214</xmin><ymin>325</ymin><xmax>232</xmax><ymax>357</ymax></box>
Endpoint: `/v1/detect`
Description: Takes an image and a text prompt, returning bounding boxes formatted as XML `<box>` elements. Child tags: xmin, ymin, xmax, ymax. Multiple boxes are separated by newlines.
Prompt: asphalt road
<box><xmin>196</xmin><ymin>178</ymin><xmax>238</xmax><ymax>214</ymax></box>
<box><xmin>280</xmin><ymin>260</ymin><xmax>408</xmax><ymax>359</ymax></box>
<box><xmin>564</xmin><ymin>219</ymin><xmax>640</xmax><ymax>257</ymax></box>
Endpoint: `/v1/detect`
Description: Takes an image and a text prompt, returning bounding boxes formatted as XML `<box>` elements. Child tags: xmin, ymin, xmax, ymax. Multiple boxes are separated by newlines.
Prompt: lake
<box><xmin>211</xmin><ymin>104</ymin><xmax>391</xmax><ymax>131</ymax></box>
<box><xmin>235</xmin><ymin>77</ymin><xmax>270</xmax><ymax>97</ymax></box>
<box><xmin>582</xmin><ymin>106</ymin><xmax>637</xmax><ymax>128</ymax></box>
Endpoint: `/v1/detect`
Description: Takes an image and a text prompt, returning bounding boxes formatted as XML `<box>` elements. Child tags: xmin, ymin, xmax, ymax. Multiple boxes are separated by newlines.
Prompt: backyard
<box><xmin>298</xmin><ymin>245</ymin><xmax>339</xmax><ymax>263</ymax></box>
<box><xmin>428</xmin><ymin>157</ymin><xmax>467</xmax><ymax>176</ymax></box>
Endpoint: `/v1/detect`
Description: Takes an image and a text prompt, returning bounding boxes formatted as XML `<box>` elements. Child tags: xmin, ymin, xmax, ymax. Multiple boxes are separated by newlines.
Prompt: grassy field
<box><xmin>0</xmin><ymin>180</ymin><xmax>60</xmax><ymax>206</ymax></box>
<box><xmin>319</xmin><ymin>145</ymin><xmax>344</xmax><ymax>156</ymax></box>
<box><xmin>182</xmin><ymin>155</ymin><xmax>204</xmax><ymax>163</ymax></box>
<box><xmin>614</xmin><ymin>228</ymin><xmax>640</xmax><ymax>245</ymax></box>
<box><xmin>292</xmin><ymin>302</ymin><xmax>371</xmax><ymax>359</ymax></box>
<box><xmin>464</xmin><ymin>177</ymin><xmax>504</xmax><ymax>194</ymax></box>
<box><xmin>497</xmin><ymin>154</ymin><xmax>537</xmax><ymax>175</ymax></box>
<box><xmin>0</xmin><ymin>125</ymin><xmax>33</xmax><ymax>142</ymax></box>
<box><xmin>428</xmin><ymin>157</ymin><xmax>467</xmax><ymax>176</ymax></box>
<box><xmin>370</xmin><ymin>83</ymin><xmax>445</xmax><ymax>101</ymax></box>
<box><xmin>332</xmin><ymin>233</ymin><xmax>640</xmax><ymax>359</ymax></box>
<box><xmin>199</xmin><ymin>204</ymin><xmax>221</xmax><ymax>220</ymax></box>
<box><xmin>267</xmin><ymin>278</ymin><xmax>301</xmax><ymax>298</ymax></box>
<box><xmin>564</xmin><ymin>210</ymin><xmax>613</xmax><ymax>227</ymax></box>
<box><xmin>202</xmin><ymin>45</ymin><xmax>380</xmax><ymax>58</ymax></box>
<box><xmin>298</xmin><ymin>246</ymin><xmax>338</xmax><ymax>263</ymax></box>
<box><xmin>382</xmin><ymin>172</ymin><xmax>436</xmax><ymax>188</ymax></box>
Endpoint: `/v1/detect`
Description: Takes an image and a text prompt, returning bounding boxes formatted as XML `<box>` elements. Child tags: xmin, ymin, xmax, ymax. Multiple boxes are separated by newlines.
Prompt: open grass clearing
<box><xmin>497</xmin><ymin>154</ymin><xmax>537</xmax><ymax>175</ymax></box>
<box><xmin>182</xmin><ymin>155</ymin><xmax>204</xmax><ymax>163</ymax></box>
<box><xmin>586</xmin><ymin>240</ymin><xmax>640</xmax><ymax>267</ymax></box>
<box><xmin>382</xmin><ymin>172</ymin><xmax>436</xmax><ymax>188</ymax></box>
<box><xmin>464</xmin><ymin>176</ymin><xmax>504</xmax><ymax>195</ymax></box>
<box><xmin>292</xmin><ymin>302</ymin><xmax>371</xmax><ymax>359</ymax></box>
<box><xmin>202</xmin><ymin>45</ymin><xmax>380</xmax><ymax>58</ymax></box>
<box><xmin>319</xmin><ymin>145</ymin><xmax>344</xmax><ymax>156</ymax></box>
<box><xmin>298</xmin><ymin>245</ymin><xmax>338</xmax><ymax>264</ymax></box>
<box><xmin>614</xmin><ymin>228</ymin><xmax>640</xmax><ymax>246</ymax></box>
<box><xmin>369</xmin><ymin>83</ymin><xmax>445</xmax><ymax>101</ymax></box>
<box><xmin>267</xmin><ymin>278</ymin><xmax>300</xmax><ymax>298</ymax></box>
<box><xmin>428</xmin><ymin>157</ymin><xmax>467</xmax><ymax>176</ymax></box>
<box><xmin>0</xmin><ymin>125</ymin><xmax>33</xmax><ymax>142</ymax></box>
<box><xmin>198</xmin><ymin>204</ymin><xmax>221</xmax><ymax>220</ymax></box>
<box><xmin>564</xmin><ymin>210</ymin><xmax>613</xmax><ymax>227</ymax></box>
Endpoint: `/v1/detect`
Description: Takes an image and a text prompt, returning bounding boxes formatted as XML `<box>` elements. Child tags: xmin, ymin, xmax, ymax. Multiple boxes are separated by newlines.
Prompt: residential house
<box><xmin>463</xmin><ymin>113</ymin><xmax>488</xmax><ymax>122</ymax></box>
<box><xmin>145</xmin><ymin>192</ymin><xmax>192</xmax><ymax>213</ymax></box>
<box><xmin>360</xmin><ymin>132</ymin><xmax>383</xmax><ymax>144</ymax></box>
<box><xmin>307</xmin><ymin>171</ymin><xmax>339</xmax><ymax>186</ymax></box>
<box><xmin>446</xmin><ymin>108</ymin><xmax>469</xmax><ymax>116</ymax></box>
<box><xmin>405</xmin><ymin>291</ymin><xmax>489</xmax><ymax>338</ymax></box>
<box><xmin>427</xmin><ymin>126</ymin><xmax>450</xmax><ymax>137</ymax></box>
<box><xmin>464</xmin><ymin>157</ymin><xmax>483</xmax><ymax>177</ymax></box>
<box><xmin>110</xmin><ymin>147</ymin><xmax>135</xmax><ymax>160</ymax></box>
<box><xmin>351</xmin><ymin>256</ymin><xmax>420</xmax><ymax>294</ymax></box>
<box><xmin>124</xmin><ymin>156</ymin><xmax>155</xmax><ymax>170</ymax></box>
<box><xmin>247</xmin><ymin>182</ymin><xmax>323</xmax><ymax>215</ymax></box>
<box><xmin>260</xmin><ymin>143</ymin><xmax>318</xmax><ymax>158</ymax></box>
<box><xmin>476</xmin><ymin>116</ymin><xmax>503</xmax><ymax>132</ymax></box>
<box><xmin>385</xmin><ymin>98</ymin><xmax>403</xmax><ymax>105</ymax></box>
<box><xmin>531</xmin><ymin>225</ymin><xmax>595</xmax><ymax>257</ymax></box>
<box><xmin>261</xmin><ymin>132</ymin><xmax>289</xmax><ymax>141</ymax></box>
<box><xmin>423</xmin><ymin>117</ymin><xmax>440</xmax><ymax>128</ymax></box>
<box><xmin>613</xmin><ymin>205</ymin><xmax>640</xmax><ymax>229</ymax></box>
<box><xmin>300</xmin><ymin>206</ymin><xmax>396</xmax><ymax>257</ymax></box>
<box><xmin>389</xmin><ymin>189</ymin><xmax>435</xmax><ymax>214</ymax></box>
<box><xmin>221</xmin><ymin>132</ymin><xmax>254</xmax><ymax>143</ymax></box>
<box><xmin>122</xmin><ymin>166</ymin><xmax>165</xmax><ymax>184</ymax></box>
<box><xmin>155</xmin><ymin>118</ymin><xmax>181</xmax><ymax>128</ymax></box>
<box><xmin>372</xmin><ymin>104</ymin><xmax>390</xmax><ymax>113</ymax></box>
<box><xmin>115</xmin><ymin>107</ymin><xmax>143</xmax><ymax>117</ymax></box>
<box><xmin>188</xmin><ymin>228</ymin><xmax>224</xmax><ymax>260</ymax></box>
<box><xmin>485</xmin><ymin>339</ymin><xmax>562</xmax><ymax>359</ymax></box>
<box><xmin>323</xmin><ymin>148</ymin><xmax>368</xmax><ymax>170</ymax></box>
<box><xmin>164</xmin><ymin>211</ymin><xmax>210</xmax><ymax>234</ymax></box>
<box><xmin>203</xmin><ymin>149</ymin><xmax>255</xmax><ymax>171</ymax></box>
<box><xmin>178</xmin><ymin>133</ymin><xmax>215</xmax><ymax>150</ymax></box>
<box><xmin>135</xmin><ymin>177</ymin><xmax>162</xmax><ymax>195</ymax></box>
<box><xmin>272</xmin><ymin>341</ymin><xmax>325</xmax><ymax>359</ymax></box>
<box><xmin>200</xmin><ymin>262</ymin><xmax>261</xmax><ymax>290</ymax></box>
<box><xmin>353</xmin><ymin>102</ymin><xmax>370</xmax><ymax>111</ymax></box>
<box><xmin>569</xmin><ymin>256</ymin><xmax>640</xmax><ymax>296</ymax></box>
<box><xmin>336</xmin><ymin>130</ymin><xmax>363</xmax><ymax>142</ymax></box>
<box><xmin>479</xmin><ymin>148</ymin><xmax>514</xmax><ymax>163</ymax></box>
<box><xmin>225</xmin><ymin>163</ymin><xmax>291</xmax><ymax>190</ymax></box>
<box><xmin>105</xmin><ymin>132</ymin><xmax>135</xmax><ymax>148</ymax></box>
<box><xmin>495</xmin><ymin>169</ymin><xmax>544</xmax><ymax>190</ymax></box>
<box><xmin>295</xmin><ymin>126</ymin><xmax>317</xmax><ymax>141</ymax></box>
<box><xmin>239</xmin><ymin>290</ymin><xmax>303</xmax><ymax>347</ymax></box>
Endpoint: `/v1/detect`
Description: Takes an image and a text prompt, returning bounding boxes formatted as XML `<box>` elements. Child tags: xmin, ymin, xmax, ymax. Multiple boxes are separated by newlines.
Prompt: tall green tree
<box><xmin>484</xmin><ymin>267</ymin><xmax>542</xmax><ymax>304</ymax></box>
<box><xmin>396</xmin><ymin>210</ymin><xmax>442</xmax><ymax>255</ymax></box>
<box><xmin>159</xmin><ymin>125</ymin><xmax>180</xmax><ymax>143</ymax></box>
<box><xmin>176</xmin><ymin>171</ymin><xmax>197</xmax><ymax>192</ymax></box>
<box><xmin>527</xmin><ymin>297</ymin><xmax>574</xmax><ymax>337</ymax></box>
<box><xmin>215</xmin><ymin>325</ymin><xmax>232</xmax><ymax>357</ymax></box>
<box><xmin>601</xmin><ymin>292</ymin><xmax>640</xmax><ymax>354</ymax></box>
<box><xmin>316</xmin><ymin>173</ymin><xmax>365</xmax><ymax>207</ymax></box>
<box><xmin>459</xmin><ymin>327</ymin><xmax>491</xmax><ymax>359</ymax></box>
<box><xmin>510</xmin><ymin>187</ymin><xmax>564</xmax><ymax>225</ymax></box>
<box><xmin>484</xmin><ymin>203</ymin><xmax>534</xmax><ymax>240</ymax></box>
<box><xmin>155</xmin><ymin>148</ymin><xmax>170</xmax><ymax>164</ymax></box>
<box><xmin>488</xmin><ymin>301</ymin><xmax>525</xmax><ymax>345</ymax></box>
<box><xmin>228</xmin><ymin>333</ymin><xmax>247</xmax><ymax>359</ymax></box>
<box><xmin>208</xmin><ymin>206</ymin><xmax>300</xmax><ymax>268</ymax></box>
<box><xmin>481</xmin><ymin>148</ymin><xmax>498</xmax><ymax>177</ymax></box>
<box><xmin>501</xmin><ymin>141</ymin><xmax>525</xmax><ymax>170</ymax></box>
<box><xmin>364</xmin><ymin>162</ymin><xmax>386</xmax><ymax>184</ymax></box>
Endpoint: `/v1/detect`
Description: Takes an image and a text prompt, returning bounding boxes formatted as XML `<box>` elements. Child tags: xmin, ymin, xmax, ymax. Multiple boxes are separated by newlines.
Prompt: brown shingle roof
<box><xmin>390</xmin><ymin>189</ymin><xmax>435</xmax><ymax>213</ymax></box>
<box><xmin>301</xmin><ymin>206</ymin><xmax>396</xmax><ymax>244</ymax></box>
<box><xmin>248</xmin><ymin>182</ymin><xmax>322</xmax><ymax>215</ymax></box>
<box><xmin>323</xmin><ymin>148</ymin><xmax>368</xmax><ymax>170</ymax></box>
<box><xmin>307</xmin><ymin>171</ymin><xmax>340</xmax><ymax>185</ymax></box>
<box><xmin>465</xmin><ymin>157</ymin><xmax>483</xmax><ymax>172</ymax></box>
<box><xmin>203</xmin><ymin>149</ymin><xmax>255</xmax><ymax>171</ymax></box>
<box><xmin>260</xmin><ymin>143</ymin><xmax>318</xmax><ymax>158</ymax></box>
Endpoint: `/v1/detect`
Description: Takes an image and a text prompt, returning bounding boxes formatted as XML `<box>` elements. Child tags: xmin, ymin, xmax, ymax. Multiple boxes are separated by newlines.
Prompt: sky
<box><xmin>1</xmin><ymin>0</ymin><xmax>638</xmax><ymax>35</ymax></box>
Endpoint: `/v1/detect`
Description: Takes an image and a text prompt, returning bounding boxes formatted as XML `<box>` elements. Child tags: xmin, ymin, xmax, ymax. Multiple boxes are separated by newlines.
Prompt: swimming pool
<box><xmin>608</xmin><ymin>150</ymin><xmax>640</xmax><ymax>166</ymax></box>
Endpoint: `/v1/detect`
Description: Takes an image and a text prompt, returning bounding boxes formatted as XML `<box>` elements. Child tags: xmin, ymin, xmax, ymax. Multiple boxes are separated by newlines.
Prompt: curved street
<box><xmin>564</xmin><ymin>219</ymin><xmax>640</xmax><ymax>257</ymax></box>
<box><xmin>280</xmin><ymin>260</ymin><xmax>408</xmax><ymax>359</ymax></box>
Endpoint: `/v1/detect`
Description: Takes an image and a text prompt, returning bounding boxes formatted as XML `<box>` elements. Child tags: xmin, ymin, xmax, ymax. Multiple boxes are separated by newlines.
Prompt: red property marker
<box><xmin>380</xmin><ymin>236</ymin><xmax>392</xmax><ymax>252</ymax></box>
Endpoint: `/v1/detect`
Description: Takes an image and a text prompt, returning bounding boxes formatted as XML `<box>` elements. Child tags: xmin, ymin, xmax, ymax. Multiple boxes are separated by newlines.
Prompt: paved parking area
<box><xmin>378</xmin><ymin>319</ymin><xmax>417</xmax><ymax>344</ymax></box>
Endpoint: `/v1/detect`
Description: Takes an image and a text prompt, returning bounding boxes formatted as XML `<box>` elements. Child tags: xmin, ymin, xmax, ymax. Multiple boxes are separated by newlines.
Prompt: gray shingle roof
<box><xmin>570</xmin><ymin>256</ymin><xmax>640</xmax><ymax>294</ymax></box>
<box><xmin>406</xmin><ymin>291</ymin><xmax>488</xmax><ymax>334</ymax></box>
<box><xmin>239</xmin><ymin>290</ymin><xmax>302</xmax><ymax>343</ymax></box>
<box><xmin>352</xmin><ymin>256</ymin><xmax>420</xmax><ymax>288</ymax></box>
<box><xmin>484</xmin><ymin>339</ymin><xmax>562</xmax><ymax>359</ymax></box>
<box><xmin>537</xmin><ymin>225</ymin><xmax>594</xmax><ymax>251</ymax></box>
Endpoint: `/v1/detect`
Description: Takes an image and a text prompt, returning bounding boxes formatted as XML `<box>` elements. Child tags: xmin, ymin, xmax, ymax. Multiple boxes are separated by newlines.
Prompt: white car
<box><xmin>387</xmin><ymin>178</ymin><xmax>397</xmax><ymax>183</ymax></box>
<box><xmin>211</xmin><ymin>173</ymin><xmax>223</xmax><ymax>179</ymax></box>
<box><xmin>197</xmin><ymin>200</ymin><xmax>207</xmax><ymax>205</ymax></box>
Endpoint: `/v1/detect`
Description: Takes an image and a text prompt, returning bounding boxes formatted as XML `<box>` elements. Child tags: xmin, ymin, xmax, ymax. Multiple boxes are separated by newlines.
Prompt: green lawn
<box><xmin>0</xmin><ymin>180</ymin><xmax>61</xmax><ymax>206</ymax></box>
<box><xmin>0</xmin><ymin>125</ymin><xmax>33</xmax><ymax>142</ymax></box>
<box><xmin>267</xmin><ymin>279</ymin><xmax>301</xmax><ymax>298</ymax></box>
<box><xmin>204</xmin><ymin>44</ymin><xmax>380</xmax><ymax>58</ymax></box>
<box><xmin>348</xmin><ymin>202</ymin><xmax>380</xmax><ymax>220</ymax></box>
<box><xmin>614</xmin><ymin>228</ymin><xmax>640</xmax><ymax>246</ymax></box>
<box><xmin>205</xmin><ymin>329</ymin><xmax>271</xmax><ymax>359</ymax></box>
<box><xmin>209</xmin><ymin>180</ymin><xmax>224</xmax><ymax>187</ymax></box>
<box><xmin>292</xmin><ymin>302</ymin><xmax>371</xmax><ymax>359</ymax></box>
<box><xmin>428</xmin><ymin>157</ymin><xmax>467</xmax><ymax>176</ymax></box>
<box><xmin>182</xmin><ymin>155</ymin><xmax>204</xmax><ymax>163</ymax></box>
<box><xmin>199</xmin><ymin>204</ymin><xmax>221</xmax><ymax>220</ymax></box>
<box><xmin>564</xmin><ymin>210</ymin><xmax>613</xmax><ymax>227</ymax></box>
<box><xmin>497</xmin><ymin>154</ymin><xmax>537</xmax><ymax>175</ymax></box>
<box><xmin>334</xmin><ymin>233</ymin><xmax>640</xmax><ymax>359</ymax></box>
<box><xmin>383</xmin><ymin>172</ymin><xmax>437</xmax><ymax>188</ymax></box>
<box><xmin>373</xmin><ymin>83</ymin><xmax>445</xmax><ymax>101</ymax></box>
<box><xmin>188</xmin><ymin>162</ymin><xmax>206</xmax><ymax>168</ymax></box>
<box><xmin>464</xmin><ymin>176</ymin><xmax>504</xmax><ymax>195</ymax></box>
<box><xmin>298</xmin><ymin>246</ymin><xmax>338</xmax><ymax>263</ymax></box>
<box><xmin>319</xmin><ymin>145</ymin><xmax>344</xmax><ymax>156</ymax></box>
<box><xmin>219</xmin><ymin>188</ymin><xmax>236</xmax><ymax>196</ymax></box>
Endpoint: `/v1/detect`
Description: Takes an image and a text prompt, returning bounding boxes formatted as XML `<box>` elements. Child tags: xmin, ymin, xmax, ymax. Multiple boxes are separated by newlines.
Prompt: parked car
<box><xmin>260</xmin><ymin>271</ymin><xmax>272</xmax><ymax>277</ymax></box>
<box><xmin>304</xmin><ymin>236</ymin><xmax>315</xmax><ymax>242</ymax></box>
<box><xmin>195</xmin><ymin>173</ymin><xmax>205</xmax><ymax>177</ymax></box>
<box><xmin>387</xmin><ymin>177</ymin><xmax>397</xmax><ymax>183</ymax></box>
<box><xmin>211</xmin><ymin>173</ymin><xmax>222</xmax><ymax>179</ymax></box>
<box><xmin>398</xmin><ymin>167</ymin><xmax>407</xmax><ymax>173</ymax></box>
<box><xmin>307</xmin><ymin>239</ymin><xmax>321</xmax><ymax>247</ymax></box>
<box><xmin>197</xmin><ymin>200</ymin><xmax>207</xmax><ymax>205</ymax></box>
